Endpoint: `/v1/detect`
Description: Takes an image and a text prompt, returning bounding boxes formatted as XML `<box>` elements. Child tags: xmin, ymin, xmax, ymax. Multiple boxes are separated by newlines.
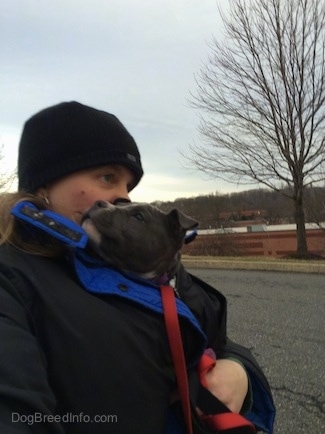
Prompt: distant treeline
<box><xmin>152</xmin><ymin>187</ymin><xmax>325</xmax><ymax>230</ymax></box>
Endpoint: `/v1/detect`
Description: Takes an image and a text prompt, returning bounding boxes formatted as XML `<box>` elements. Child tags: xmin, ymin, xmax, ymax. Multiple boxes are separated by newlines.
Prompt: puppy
<box><xmin>81</xmin><ymin>200</ymin><xmax>198</xmax><ymax>280</ymax></box>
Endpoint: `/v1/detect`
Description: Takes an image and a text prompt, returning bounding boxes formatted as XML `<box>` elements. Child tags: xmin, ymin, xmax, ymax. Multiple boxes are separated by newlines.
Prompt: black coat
<box><xmin>0</xmin><ymin>245</ymin><xmax>274</xmax><ymax>433</ymax></box>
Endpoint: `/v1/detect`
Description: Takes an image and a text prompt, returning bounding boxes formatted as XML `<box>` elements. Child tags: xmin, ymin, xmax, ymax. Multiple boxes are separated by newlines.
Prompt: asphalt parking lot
<box><xmin>187</xmin><ymin>268</ymin><xmax>325</xmax><ymax>434</ymax></box>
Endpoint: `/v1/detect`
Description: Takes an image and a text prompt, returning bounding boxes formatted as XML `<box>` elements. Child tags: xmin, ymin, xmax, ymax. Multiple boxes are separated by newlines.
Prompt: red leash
<box><xmin>161</xmin><ymin>284</ymin><xmax>256</xmax><ymax>434</ymax></box>
<box><xmin>160</xmin><ymin>284</ymin><xmax>193</xmax><ymax>434</ymax></box>
<box><xmin>197</xmin><ymin>354</ymin><xmax>256</xmax><ymax>432</ymax></box>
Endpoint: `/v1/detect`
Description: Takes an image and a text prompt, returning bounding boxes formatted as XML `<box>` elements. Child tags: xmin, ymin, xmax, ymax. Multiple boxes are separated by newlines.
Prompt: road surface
<box><xmin>187</xmin><ymin>269</ymin><xmax>325</xmax><ymax>434</ymax></box>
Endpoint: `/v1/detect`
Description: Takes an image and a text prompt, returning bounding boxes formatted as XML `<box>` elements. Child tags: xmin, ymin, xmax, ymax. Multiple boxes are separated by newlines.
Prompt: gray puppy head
<box><xmin>82</xmin><ymin>201</ymin><xmax>198</xmax><ymax>279</ymax></box>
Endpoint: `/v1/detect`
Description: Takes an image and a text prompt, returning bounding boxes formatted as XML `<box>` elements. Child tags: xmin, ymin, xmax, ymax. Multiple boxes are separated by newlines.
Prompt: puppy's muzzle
<box><xmin>81</xmin><ymin>199</ymin><xmax>131</xmax><ymax>223</ymax></box>
<box><xmin>81</xmin><ymin>201</ymin><xmax>111</xmax><ymax>224</ymax></box>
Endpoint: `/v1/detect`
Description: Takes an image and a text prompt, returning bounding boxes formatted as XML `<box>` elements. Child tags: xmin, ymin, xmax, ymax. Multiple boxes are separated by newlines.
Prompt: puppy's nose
<box><xmin>94</xmin><ymin>200</ymin><xmax>109</xmax><ymax>209</ymax></box>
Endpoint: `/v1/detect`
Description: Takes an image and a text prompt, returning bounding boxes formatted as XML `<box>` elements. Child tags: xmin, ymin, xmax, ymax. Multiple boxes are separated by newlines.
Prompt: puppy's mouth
<box><xmin>81</xmin><ymin>202</ymin><xmax>108</xmax><ymax>226</ymax></box>
<box><xmin>80</xmin><ymin>210</ymin><xmax>91</xmax><ymax>225</ymax></box>
<box><xmin>81</xmin><ymin>202</ymin><xmax>118</xmax><ymax>248</ymax></box>
<box><xmin>80</xmin><ymin>205</ymin><xmax>105</xmax><ymax>243</ymax></box>
<box><xmin>81</xmin><ymin>217</ymin><xmax>100</xmax><ymax>242</ymax></box>
<box><xmin>80</xmin><ymin>212</ymin><xmax>87</xmax><ymax>225</ymax></box>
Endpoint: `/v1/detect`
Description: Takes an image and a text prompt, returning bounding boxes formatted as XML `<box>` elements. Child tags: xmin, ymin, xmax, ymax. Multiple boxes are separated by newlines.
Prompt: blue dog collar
<box><xmin>11</xmin><ymin>201</ymin><xmax>88</xmax><ymax>248</ymax></box>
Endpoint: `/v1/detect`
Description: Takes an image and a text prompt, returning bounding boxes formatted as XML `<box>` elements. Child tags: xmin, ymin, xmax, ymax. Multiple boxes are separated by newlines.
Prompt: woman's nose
<box><xmin>108</xmin><ymin>184</ymin><xmax>130</xmax><ymax>204</ymax></box>
<box><xmin>109</xmin><ymin>192</ymin><xmax>130</xmax><ymax>203</ymax></box>
<box><xmin>113</xmin><ymin>198</ymin><xmax>131</xmax><ymax>205</ymax></box>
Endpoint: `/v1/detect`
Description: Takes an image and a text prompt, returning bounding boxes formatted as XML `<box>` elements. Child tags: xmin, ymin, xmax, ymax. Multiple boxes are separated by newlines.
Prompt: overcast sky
<box><xmin>0</xmin><ymin>0</ymin><xmax>241</xmax><ymax>203</ymax></box>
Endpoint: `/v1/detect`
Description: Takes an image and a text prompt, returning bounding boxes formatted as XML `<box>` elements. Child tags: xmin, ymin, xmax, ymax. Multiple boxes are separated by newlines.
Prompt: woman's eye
<box><xmin>102</xmin><ymin>174</ymin><xmax>114</xmax><ymax>183</ymax></box>
<box><xmin>133</xmin><ymin>212</ymin><xmax>144</xmax><ymax>222</ymax></box>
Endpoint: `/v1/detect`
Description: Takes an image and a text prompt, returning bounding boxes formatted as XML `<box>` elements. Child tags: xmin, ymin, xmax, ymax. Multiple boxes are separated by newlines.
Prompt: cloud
<box><xmin>0</xmin><ymin>0</ymin><xmax>239</xmax><ymax>201</ymax></box>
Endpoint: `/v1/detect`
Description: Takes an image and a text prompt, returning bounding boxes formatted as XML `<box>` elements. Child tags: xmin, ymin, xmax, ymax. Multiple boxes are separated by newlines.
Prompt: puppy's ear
<box><xmin>167</xmin><ymin>209</ymin><xmax>199</xmax><ymax>233</ymax></box>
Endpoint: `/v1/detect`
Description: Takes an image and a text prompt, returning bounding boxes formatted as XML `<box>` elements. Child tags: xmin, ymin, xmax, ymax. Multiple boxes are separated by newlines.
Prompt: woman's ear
<box><xmin>35</xmin><ymin>186</ymin><xmax>47</xmax><ymax>197</ymax></box>
<box><xmin>35</xmin><ymin>187</ymin><xmax>50</xmax><ymax>205</ymax></box>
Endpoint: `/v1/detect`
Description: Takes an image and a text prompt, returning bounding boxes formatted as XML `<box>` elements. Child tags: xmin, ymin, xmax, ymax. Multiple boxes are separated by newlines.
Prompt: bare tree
<box><xmin>187</xmin><ymin>0</ymin><xmax>325</xmax><ymax>257</ymax></box>
<box><xmin>0</xmin><ymin>145</ymin><xmax>16</xmax><ymax>192</ymax></box>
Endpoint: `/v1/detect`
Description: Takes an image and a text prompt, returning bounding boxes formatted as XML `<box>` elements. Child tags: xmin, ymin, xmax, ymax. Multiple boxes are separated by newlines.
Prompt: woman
<box><xmin>0</xmin><ymin>101</ymin><xmax>275</xmax><ymax>433</ymax></box>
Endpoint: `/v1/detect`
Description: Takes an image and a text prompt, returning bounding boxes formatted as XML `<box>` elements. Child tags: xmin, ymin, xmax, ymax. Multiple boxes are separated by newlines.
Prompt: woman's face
<box><xmin>37</xmin><ymin>165</ymin><xmax>134</xmax><ymax>224</ymax></box>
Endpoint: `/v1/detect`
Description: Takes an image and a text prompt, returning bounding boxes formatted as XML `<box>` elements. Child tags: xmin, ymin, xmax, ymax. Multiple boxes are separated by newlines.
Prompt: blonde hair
<box><xmin>0</xmin><ymin>192</ymin><xmax>64</xmax><ymax>256</ymax></box>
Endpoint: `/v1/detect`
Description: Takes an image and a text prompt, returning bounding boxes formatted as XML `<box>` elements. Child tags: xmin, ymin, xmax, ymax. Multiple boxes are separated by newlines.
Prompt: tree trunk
<box><xmin>294</xmin><ymin>188</ymin><xmax>308</xmax><ymax>256</ymax></box>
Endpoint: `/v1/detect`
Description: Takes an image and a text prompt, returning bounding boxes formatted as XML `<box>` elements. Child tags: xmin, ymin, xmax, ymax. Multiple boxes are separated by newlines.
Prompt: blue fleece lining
<box><xmin>73</xmin><ymin>249</ymin><xmax>207</xmax><ymax>367</ymax></box>
<box><xmin>245</xmin><ymin>367</ymin><xmax>276</xmax><ymax>433</ymax></box>
<box><xmin>73</xmin><ymin>250</ymin><xmax>205</xmax><ymax>329</ymax></box>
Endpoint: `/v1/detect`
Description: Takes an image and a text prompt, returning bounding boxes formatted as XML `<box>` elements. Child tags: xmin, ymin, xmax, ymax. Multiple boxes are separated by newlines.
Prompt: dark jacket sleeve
<box><xmin>176</xmin><ymin>264</ymin><xmax>228</xmax><ymax>352</ymax></box>
<box><xmin>0</xmin><ymin>267</ymin><xmax>65</xmax><ymax>434</ymax></box>
<box><xmin>221</xmin><ymin>340</ymin><xmax>275</xmax><ymax>433</ymax></box>
<box><xmin>176</xmin><ymin>264</ymin><xmax>275</xmax><ymax>433</ymax></box>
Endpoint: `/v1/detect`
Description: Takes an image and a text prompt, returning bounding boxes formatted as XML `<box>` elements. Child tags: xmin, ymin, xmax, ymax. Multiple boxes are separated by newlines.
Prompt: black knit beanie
<box><xmin>18</xmin><ymin>101</ymin><xmax>143</xmax><ymax>192</ymax></box>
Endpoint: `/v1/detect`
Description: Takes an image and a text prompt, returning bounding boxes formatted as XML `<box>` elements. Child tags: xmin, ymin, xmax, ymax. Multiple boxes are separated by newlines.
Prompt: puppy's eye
<box><xmin>133</xmin><ymin>212</ymin><xmax>144</xmax><ymax>222</ymax></box>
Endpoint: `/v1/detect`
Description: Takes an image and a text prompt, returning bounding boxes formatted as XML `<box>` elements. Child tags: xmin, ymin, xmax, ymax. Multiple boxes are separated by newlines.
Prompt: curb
<box><xmin>182</xmin><ymin>259</ymin><xmax>325</xmax><ymax>274</ymax></box>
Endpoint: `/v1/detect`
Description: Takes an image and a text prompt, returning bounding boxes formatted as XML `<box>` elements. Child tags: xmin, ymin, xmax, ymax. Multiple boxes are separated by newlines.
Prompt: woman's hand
<box><xmin>203</xmin><ymin>359</ymin><xmax>249</xmax><ymax>413</ymax></box>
